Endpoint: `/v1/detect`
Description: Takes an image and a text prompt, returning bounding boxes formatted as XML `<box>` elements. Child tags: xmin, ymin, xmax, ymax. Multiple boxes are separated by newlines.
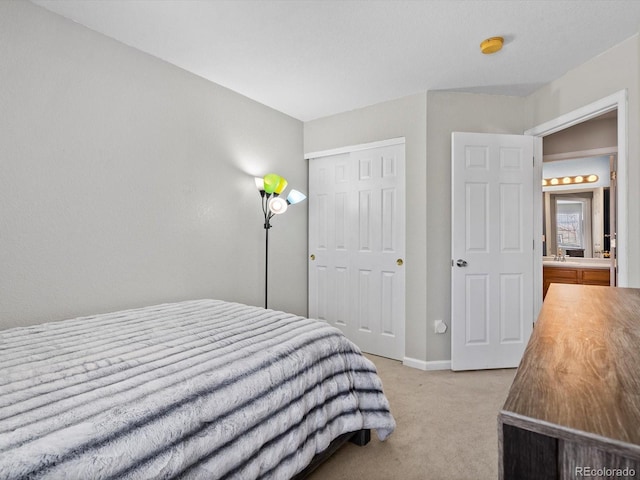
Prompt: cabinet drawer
<box><xmin>581</xmin><ymin>269</ymin><xmax>610</xmax><ymax>285</ymax></box>
<box><xmin>544</xmin><ymin>268</ymin><xmax>579</xmax><ymax>282</ymax></box>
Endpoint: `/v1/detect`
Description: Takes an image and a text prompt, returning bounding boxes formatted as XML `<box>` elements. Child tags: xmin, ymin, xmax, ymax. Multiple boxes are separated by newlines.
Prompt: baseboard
<box><xmin>403</xmin><ymin>357</ymin><xmax>451</xmax><ymax>371</ymax></box>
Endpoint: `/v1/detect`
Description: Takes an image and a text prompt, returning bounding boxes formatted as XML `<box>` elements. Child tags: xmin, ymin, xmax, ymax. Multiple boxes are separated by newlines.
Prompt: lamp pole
<box><xmin>261</xmin><ymin>191</ymin><xmax>273</xmax><ymax>309</ymax></box>
<box><xmin>264</xmin><ymin>208</ymin><xmax>271</xmax><ymax>309</ymax></box>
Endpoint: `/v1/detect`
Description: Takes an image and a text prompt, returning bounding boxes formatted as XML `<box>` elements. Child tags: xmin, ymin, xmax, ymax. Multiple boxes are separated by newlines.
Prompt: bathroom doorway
<box><xmin>526</xmin><ymin>90</ymin><xmax>628</xmax><ymax>316</ymax></box>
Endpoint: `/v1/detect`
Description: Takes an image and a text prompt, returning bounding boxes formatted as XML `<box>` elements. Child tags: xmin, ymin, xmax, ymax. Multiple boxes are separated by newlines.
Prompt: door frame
<box><xmin>525</xmin><ymin>90</ymin><xmax>628</xmax><ymax>316</ymax></box>
<box><xmin>304</xmin><ymin>137</ymin><xmax>406</xmax><ymax>160</ymax></box>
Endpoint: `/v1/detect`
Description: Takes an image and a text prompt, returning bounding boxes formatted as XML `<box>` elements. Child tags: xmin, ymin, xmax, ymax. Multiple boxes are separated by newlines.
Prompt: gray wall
<box><xmin>3</xmin><ymin>1</ymin><xmax>638</xmax><ymax>366</ymax></box>
<box><xmin>304</xmin><ymin>93</ymin><xmax>428</xmax><ymax>363</ymax></box>
<box><xmin>304</xmin><ymin>92</ymin><xmax>526</xmax><ymax>365</ymax></box>
<box><xmin>543</xmin><ymin>115</ymin><xmax>617</xmax><ymax>156</ymax></box>
<box><xmin>0</xmin><ymin>1</ymin><xmax>306</xmax><ymax>329</ymax></box>
<box><xmin>305</xmin><ymin>33</ymin><xmax>640</xmax><ymax>364</ymax></box>
<box><xmin>305</xmin><ymin>93</ymin><xmax>526</xmax><ymax>365</ymax></box>
<box><xmin>525</xmin><ymin>34</ymin><xmax>640</xmax><ymax>287</ymax></box>
<box><xmin>425</xmin><ymin>92</ymin><xmax>527</xmax><ymax>361</ymax></box>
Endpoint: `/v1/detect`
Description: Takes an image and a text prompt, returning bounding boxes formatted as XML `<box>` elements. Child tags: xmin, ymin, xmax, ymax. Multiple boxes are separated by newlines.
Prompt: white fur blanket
<box><xmin>0</xmin><ymin>299</ymin><xmax>395</xmax><ymax>479</ymax></box>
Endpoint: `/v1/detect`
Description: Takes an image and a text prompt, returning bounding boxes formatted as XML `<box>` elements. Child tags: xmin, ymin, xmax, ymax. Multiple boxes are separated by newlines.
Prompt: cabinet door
<box><xmin>581</xmin><ymin>269</ymin><xmax>610</xmax><ymax>286</ymax></box>
<box><xmin>543</xmin><ymin>268</ymin><xmax>579</xmax><ymax>299</ymax></box>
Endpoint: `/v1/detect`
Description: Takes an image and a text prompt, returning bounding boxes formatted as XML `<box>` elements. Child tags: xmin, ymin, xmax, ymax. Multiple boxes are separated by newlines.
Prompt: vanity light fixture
<box><xmin>542</xmin><ymin>174</ymin><xmax>599</xmax><ymax>187</ymax></box>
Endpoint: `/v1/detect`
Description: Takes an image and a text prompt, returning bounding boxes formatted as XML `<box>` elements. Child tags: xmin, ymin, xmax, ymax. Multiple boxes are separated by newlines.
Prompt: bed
<box><xmin>0</xmin><ymin>299</ymin><xmax>395</xmax><ymax>479</ymax></box>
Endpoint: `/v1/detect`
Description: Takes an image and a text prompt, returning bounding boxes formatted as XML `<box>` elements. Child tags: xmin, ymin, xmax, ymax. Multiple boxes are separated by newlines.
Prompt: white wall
<box><xmin>0</xmin><ymin>1</ymin><xmax>306</xmax><ymax>329</ymax></box>
<box><xmin>525</xmin><ymin>34</ymin><xmax>640</xmax><ymax>287</ymax></box>
<box><xmin>304</xmin><ymin>93</ymin><xmax>428</xmax><ymax>363</ymax></box>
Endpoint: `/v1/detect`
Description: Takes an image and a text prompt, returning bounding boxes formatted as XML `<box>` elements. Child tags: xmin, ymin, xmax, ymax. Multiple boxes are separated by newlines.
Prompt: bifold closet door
<box><xmin>308</xmin><ymin>142</ymin><xmax>405</xmax><ymax>360</ymax></box>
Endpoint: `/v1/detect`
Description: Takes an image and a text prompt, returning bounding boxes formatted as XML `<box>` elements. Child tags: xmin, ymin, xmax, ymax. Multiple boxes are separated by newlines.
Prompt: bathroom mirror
<box><xmin>542</xmin><ymin>156</ymin><xmax>611</xmax><ymax>259</ymax></box>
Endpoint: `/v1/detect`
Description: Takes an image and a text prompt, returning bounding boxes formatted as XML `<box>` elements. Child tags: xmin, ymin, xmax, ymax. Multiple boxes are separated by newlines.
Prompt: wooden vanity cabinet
<box><xmin>543</xmin><ymin>266</ymin><xmax>610</xmax><ymax>298</ymax></box>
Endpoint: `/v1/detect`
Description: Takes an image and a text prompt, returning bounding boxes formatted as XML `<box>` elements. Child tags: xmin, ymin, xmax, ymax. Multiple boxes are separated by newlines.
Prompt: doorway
<box><xmin>526</xmin><ymin>90</ymin><xmax>628</xmax><ymax>315</ymax></box>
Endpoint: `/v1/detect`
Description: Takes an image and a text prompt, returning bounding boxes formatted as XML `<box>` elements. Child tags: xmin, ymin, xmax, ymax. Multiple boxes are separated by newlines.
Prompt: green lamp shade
<box><xmin>263</xmin><ymin>173</ymin><xmax>281</xmax><ymax>194</ymax></box>
<box><xmin>287</xmin><ymin>189</ymin><xmax>307</xmax><ymax>205</ymax></box>
<box><xmin>274</xmin><ymin>176</ymin><xmax>288</xmax><ymax>195</ymax></box>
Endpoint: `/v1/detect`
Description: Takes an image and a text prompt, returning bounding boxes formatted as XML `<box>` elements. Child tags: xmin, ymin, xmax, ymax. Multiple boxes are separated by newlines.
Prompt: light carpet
<box><xmin>308</xmin><ymin>354</ymin><xmax>516</xmax><ymax>480</ymax></box>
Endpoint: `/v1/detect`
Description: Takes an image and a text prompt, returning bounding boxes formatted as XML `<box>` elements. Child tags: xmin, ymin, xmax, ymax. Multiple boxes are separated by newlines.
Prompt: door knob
<box><xmin>396</xmin><ymin>258</ymin><xmax>404</xmax><ymax>266</ymax></box>
<box><xmin>456</xmin><ymin>259</ymin><xmax>468</xmax><ymax>267</ymax></box>
<box><xmin>310</xmin><ymin>254</ymin><xmax>316</xmax><ymax>261</ymax></box>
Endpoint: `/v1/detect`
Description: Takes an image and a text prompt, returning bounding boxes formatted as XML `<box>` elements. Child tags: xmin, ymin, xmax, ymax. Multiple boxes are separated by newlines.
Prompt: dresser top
<box><xmin>502</xmin><ymin>284</ymin><xmax>640</xmax><ymax>446</ymax></box>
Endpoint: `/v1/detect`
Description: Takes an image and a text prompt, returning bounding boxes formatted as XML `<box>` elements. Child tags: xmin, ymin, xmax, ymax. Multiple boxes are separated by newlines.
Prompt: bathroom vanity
<box><xmin>498</xmin><ymin>284</ymin><xmax>640</xmax><ymax>480</ymax></box>
<box><xmin>542</xmin><ymin>257</ymin><xmax>611</xmax><ymax>298</ymax></box>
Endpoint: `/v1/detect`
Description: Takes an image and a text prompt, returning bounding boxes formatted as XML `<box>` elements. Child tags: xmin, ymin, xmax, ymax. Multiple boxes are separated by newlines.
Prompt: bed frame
<box><xmin>292</xmin><ymin>429</ymin><xmax>371</xmax><ymax>479</ymax></box>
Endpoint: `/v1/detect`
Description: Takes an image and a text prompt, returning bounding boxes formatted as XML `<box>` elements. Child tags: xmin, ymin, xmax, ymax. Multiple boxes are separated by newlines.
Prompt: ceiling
<box><xmin>32</xmin><ymin>0</ymin><xmax>640</xmax><ymax>122</ymax></box>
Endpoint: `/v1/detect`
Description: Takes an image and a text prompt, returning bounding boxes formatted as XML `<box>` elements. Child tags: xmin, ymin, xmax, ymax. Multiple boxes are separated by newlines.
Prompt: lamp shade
<box><xmin>274</xmin><ymin>176</ymin><xmax>288</xmax><ymax>195</ymax></box>
<box><xmin>254</xmin><ymin>177</ymin><xmax>265</xmax><ymax>191</ymax></box>
<box><xmin>263</xmin><ymin>173</ymin><xmax>281</xmax><ymax>194</ymax></box>
<box><xmin>268</xmin><ymin>196</ymin><xmax>288</xmax><ymax>214</ymax></box>
<box><xmin>286</xmin><ymin>189</ymin><xmax>307</xmax><ymax>205</ymax></box>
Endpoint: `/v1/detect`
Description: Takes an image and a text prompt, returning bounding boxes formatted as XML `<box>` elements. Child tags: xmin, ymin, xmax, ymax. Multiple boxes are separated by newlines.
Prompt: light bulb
<box><xmin>269</xmin><ymin>196</ymin><xmax>288</xmax><ymax>214</ymax></box>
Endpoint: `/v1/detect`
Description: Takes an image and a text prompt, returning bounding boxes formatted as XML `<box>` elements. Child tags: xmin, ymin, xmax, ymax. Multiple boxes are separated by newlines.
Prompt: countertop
<box><xmin>542</xmin><ymin>257</ymin><xmax>611</xmax><ymax>269</ymax></box>
<box><xmin>501</xmin><ymin>284</ymin><xmax>640</xmax><ymax>451</ymax></box>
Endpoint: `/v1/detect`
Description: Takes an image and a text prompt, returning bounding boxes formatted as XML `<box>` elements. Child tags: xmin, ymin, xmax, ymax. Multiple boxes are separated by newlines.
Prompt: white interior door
<box><xmin>308</xmin><ymin>141</ymin><xmax>405</xmax><ymax>360</ymax></box>
<box><xmin>609</xmin><ymin>154</ymin><xmax>617</xmax><ymax>286</ymax></box>
<box><xmin>451</xmin><ymin>132</ymin><xmax>537</xmax><ymax>371</ymax></box>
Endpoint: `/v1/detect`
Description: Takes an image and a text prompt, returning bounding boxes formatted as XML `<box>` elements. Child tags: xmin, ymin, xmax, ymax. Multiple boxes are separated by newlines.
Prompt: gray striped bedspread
<box><xmin>0</xmin><ymin>299</ymin><xmax>395</xmax><ymax>479</ymax></box>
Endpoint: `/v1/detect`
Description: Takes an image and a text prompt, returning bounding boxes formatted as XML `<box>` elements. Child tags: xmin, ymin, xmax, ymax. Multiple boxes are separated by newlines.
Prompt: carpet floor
<box><xmin>308</xmin><ymin>354</ymin><xmax>516</xmax><ymax>480</ymax></box>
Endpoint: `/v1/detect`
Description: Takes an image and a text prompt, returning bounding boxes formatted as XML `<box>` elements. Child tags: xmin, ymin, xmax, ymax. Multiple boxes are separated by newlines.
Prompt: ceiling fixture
<box><xmin>480</xmin><ymin>36</ymin><xmax>504</xmax><ymax>54</ymax></box>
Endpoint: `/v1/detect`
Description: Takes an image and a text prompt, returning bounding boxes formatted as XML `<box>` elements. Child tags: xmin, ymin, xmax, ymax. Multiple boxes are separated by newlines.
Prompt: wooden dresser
<box><xmin>498</xmin><ymin>284</ymin><xmax>640</xmax><ymax>480</ymax></box>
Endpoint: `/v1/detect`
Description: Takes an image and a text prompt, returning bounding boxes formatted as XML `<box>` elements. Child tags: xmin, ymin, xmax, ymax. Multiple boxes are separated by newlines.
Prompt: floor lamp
<box><xmin>255</xmin><ymin>173</ymin><xmax>306</xmax><ymax>309</ymax></box>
